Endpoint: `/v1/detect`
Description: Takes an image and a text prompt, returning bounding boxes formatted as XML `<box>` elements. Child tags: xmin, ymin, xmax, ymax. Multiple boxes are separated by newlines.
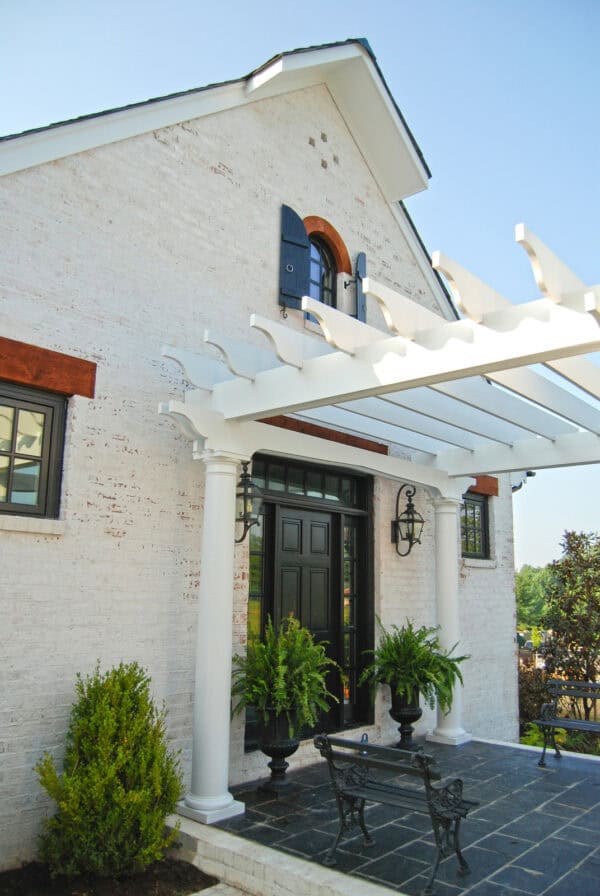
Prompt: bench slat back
<box><xmin>326</xmin><ymin>748</ymin><xmax>439</xmax><ymax>780</ymax></box>
<box><xmin>547</xmin><ymin>680</ymin><xmax>600</xmax><ymax>699</ymax></box>
<box><xmin>314</xmin><ymin>735</ymin><xmax>441</xmax><ymax>782</ymax></box>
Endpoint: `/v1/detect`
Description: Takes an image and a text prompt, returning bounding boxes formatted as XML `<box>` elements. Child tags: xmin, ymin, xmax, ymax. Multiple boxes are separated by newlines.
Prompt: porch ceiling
<box><xmin>163</xmin><ymin>226</ymin><xmax>600</xmax><ymax>482</ymax></box>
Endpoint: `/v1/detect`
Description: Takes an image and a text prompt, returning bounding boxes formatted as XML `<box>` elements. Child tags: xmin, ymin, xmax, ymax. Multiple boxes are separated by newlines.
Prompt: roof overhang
<box><xmin>0</xmin><ymin>40</ymin><xmax>429</xmax><ymax>200</ymax></box>
<box><xmin>245</xmin><ymin>43</ymin><xmax>430</xmax><ymax>200</ymax></box>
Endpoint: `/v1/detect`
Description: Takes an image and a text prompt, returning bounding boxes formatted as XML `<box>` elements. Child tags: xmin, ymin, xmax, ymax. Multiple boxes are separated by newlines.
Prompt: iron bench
<box><xmin>533</xmin><ymin>679</ymin><xmax>600</xmax><ymax>767</ymax></box>
<box><xmin>313</xmin><ymin>734</ymin><xmax>478</xmax><ymax>896</ymax></box>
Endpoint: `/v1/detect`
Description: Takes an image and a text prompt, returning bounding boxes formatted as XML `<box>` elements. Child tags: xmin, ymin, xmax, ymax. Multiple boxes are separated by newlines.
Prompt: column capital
<box><xmin>198</xmin><ymin>449</ymin><xmax>249</xmax><ymax>470</ymax></box>
<box><xmin>432</xmin><ymin>495</ymin><xmax>462</xmax><ymax>512</ymax></box>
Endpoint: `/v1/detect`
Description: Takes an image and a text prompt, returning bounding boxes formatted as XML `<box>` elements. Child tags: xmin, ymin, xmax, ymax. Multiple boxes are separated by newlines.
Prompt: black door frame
<box><xmin>247</xmin><ymin>456</ymin><xmax>374</xmax><ymax>742</ymax></box>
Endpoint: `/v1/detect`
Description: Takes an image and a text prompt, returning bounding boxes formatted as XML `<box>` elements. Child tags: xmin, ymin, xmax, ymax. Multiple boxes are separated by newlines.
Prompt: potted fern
<box><xmin>232</xmin><ymin>615</ymin><xmax>341</xmax><ymax>791</ymax></box>
<box><xmin>359</xmin><ymin>619</ymin><xmax>469</xmax><ymax>748</ymax></box>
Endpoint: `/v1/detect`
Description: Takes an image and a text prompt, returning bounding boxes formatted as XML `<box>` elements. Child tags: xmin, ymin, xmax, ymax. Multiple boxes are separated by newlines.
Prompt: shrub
<box><xmin>518</xmin><ymin>666</ymin><xmax>549</xmax><ymax>736</ymax></box>
<box><xmin>36</xmin><ymin>662</ymin><xmax>182</xmax><ymax>877</ymax></box>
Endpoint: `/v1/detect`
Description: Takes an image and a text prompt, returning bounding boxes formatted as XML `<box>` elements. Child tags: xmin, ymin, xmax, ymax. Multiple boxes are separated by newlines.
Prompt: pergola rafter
<box><xmin>163</xmin><ymin>225</ymin><xmax>600</xmax><ymax>483</ymax></box>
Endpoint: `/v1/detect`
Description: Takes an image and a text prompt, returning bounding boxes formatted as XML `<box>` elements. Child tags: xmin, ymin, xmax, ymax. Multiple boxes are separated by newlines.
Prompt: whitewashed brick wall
<box><xmin>0</xmin><ymin>83</ymin><xmax>516</xmax><ymax>868</ymax></box>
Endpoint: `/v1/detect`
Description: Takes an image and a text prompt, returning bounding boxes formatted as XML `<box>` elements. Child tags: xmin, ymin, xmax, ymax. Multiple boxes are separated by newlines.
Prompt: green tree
<box><xmin>515</xmin><ymin>564</ymin><xmax>553</xmax><ymax>628</ymax></box>
<box><xmin>36</xmin><ymin>662</ymin><xmax>182</xmax><ymax>877</ymax></box>
<box><xmin>543</xmin><ymin>532</ymin><xmax>600</xmax><ymax>707</ymax></box>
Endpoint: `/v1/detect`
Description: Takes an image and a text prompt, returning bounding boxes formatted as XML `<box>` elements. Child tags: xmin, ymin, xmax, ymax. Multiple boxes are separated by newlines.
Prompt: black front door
<box><xmin>274</xmin><ymin>505</ymin><xmax>341</xmax><ymax>728</ymax></box>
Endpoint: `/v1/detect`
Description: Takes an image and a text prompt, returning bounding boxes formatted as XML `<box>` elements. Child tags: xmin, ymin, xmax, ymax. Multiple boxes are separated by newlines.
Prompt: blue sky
<box><xmin>2</xmin><ymin>0</ymin><xmax>599</xmax><ymax>567</ymax></box>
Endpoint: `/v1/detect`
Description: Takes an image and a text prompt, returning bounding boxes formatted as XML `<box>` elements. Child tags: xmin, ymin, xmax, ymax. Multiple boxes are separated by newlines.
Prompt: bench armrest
<box><xmin>540</xmin><ymin>701</ymin><xmax>557</xmax><ymax>721</ymax></box>
<box><xmin>430</xmin><ymin>778</ymin><xmax>464</xmax><ymax>810</ymax></box>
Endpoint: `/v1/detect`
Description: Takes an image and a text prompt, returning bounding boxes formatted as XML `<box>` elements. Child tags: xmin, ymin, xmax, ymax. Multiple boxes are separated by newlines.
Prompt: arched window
<box><xmin>309</xmin><ymin>236</ymin><xmax>336</xmax><ymax>308</ymax></box>
<box><xmin>279</xmin><ymin>205</ymin><xmax>365</xmax><ymax>321</ymax></box>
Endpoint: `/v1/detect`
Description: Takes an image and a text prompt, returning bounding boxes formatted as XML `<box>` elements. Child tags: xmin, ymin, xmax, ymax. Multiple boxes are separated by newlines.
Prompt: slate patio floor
<box><xmin>216</xmin><ymin>738</ymin><xmax>600</xmax><ymax>896</ymax></box>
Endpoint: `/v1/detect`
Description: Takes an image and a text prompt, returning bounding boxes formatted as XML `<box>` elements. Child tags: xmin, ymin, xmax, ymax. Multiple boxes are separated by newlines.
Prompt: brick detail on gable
<box><xmin>0</xmin><ymin>336</ymin><xmax>96</xmax><ymax>398</ymax></box>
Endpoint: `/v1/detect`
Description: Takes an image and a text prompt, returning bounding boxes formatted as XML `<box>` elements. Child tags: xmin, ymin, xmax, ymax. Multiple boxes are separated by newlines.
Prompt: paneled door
<box><xmin>273</xmin><ymin>505</ymin><xmax>341</xmax><ymax>727</ymax></box>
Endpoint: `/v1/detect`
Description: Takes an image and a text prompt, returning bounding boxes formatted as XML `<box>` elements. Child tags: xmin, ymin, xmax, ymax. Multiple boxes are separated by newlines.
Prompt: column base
<box><xmin>177</xmin><ymin>798</ymin><xmax>245</xmax><ymax>825</ymax></box>
<box><xmin>426</xmin><ymin>729</ymin><xmax>472</xmax><ymax>746</ymax></box>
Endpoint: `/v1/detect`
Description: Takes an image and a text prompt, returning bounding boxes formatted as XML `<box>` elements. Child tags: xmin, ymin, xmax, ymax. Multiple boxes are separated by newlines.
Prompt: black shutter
<box><xmin>355</xmin><ymin>252</ymin><xmax>367</xmax><ymax>322</ymax></box>
<box><xmin>279</xmin><ymin>205</ymin><xmax>310</xmax><ymax>311</ymax></box>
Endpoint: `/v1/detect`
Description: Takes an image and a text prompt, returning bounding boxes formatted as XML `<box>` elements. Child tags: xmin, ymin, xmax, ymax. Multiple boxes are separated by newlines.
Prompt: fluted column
<box><xmin>427</xmin><ymin>497</ymin><xmax>471</xmax><ymax>745</ymax></box>
<box><xmin>178</xmin><ymin>450</ymin><xmax>245</xmax><ymax>823</ymax></box>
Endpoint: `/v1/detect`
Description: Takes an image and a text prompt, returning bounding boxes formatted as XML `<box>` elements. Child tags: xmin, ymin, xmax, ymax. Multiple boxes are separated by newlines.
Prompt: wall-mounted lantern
<box><xmin>391</xmin><ymin>484</ymin><xmax>424</xmax><ymax>556</ymax></box>
<box><xmin>235</xmin><ymin>462</ymin><xmax>263</xmax><ymax>543</ymax></box>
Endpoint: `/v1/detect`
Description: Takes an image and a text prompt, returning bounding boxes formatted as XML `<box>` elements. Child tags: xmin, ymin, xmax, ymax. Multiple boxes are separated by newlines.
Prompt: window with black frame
<box><xmin>308</xmin><ymin>236</ymin><xmax>336</xmax><ymax>308</ymax></box>
<box><xmin>460</xmin><ymin>492</ymin><xmax>489</xmax><ymax>559</ymax></box>
<box><xmin>0</xmin><ymin>383</ymin><xmax>66</xmax><ymax>518</ymax></box>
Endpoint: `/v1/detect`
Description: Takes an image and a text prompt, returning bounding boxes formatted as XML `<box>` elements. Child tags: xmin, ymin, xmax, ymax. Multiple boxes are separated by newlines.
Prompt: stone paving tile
<box><xmin>575</xmin><ymin>804</ymin><xmax>600</xmax><ymax>829</ymax></box>
<box><xmin>394</xmin><ymin>836</ymin><xmax>439</xmax><ymax>866</ymax></box>
<box><xmin>392</xmin><ymin>810</ymin><xmax>436</xmax><ymax>833</ymax></box>
<box><xmin>577</xmin><ymin>850</ymin><xmax>600</xmax><ymax>879</ymax></box>
<box><xmin>511</xmin><ymin>837</ymin><xmax>590</xmax><ymax>876</ymax></box>
<box><xmin>364</xmin><ymin>802</ymin><xmax>411</xmax><ymax>827</ymax></box>
<box><xmin>543</xmin><ymin>872</ymin><xmax>600</xmax><ymax>896</ymax></box>
<box><xmin>401</xmin><ymin>873</ymin><xmax>463</xmax><ymax>895</ymax></box>
<box><xmin>465</xmin><ymin>882</ymin><xmax>531</xmax><ymax>896</ymax></box>
<box><xmin>342</xmin><ymin>823</ymin><xmax>422</xmax><ymax>858</ymax></box>
<box><xmin>233</xmin><ymin>821</ymin><xmax>290</xmax><ymax>847</ymax></box>
<box><xmin>475</xmin><ymin>833</ymin><xmax>533</xmax><ymax>861</ymax></box>
<box><xmin>558</xmin><ymin>783</ymin><xmax>600</xmax><ymax>808</ymax></box>
<box><xmin>353</xmin><ymin>852</ymin><xmax>429</xmax><ymax>887</ymax></box>
<box><xmin>495</xmin><ymin>810</ymin><xmax>568</xmax><ymax>840</ymax></box>
<box><xmin>470</xmin><ymin>803</ymin><xmax>530</xmax><ymax>826</ymax></box>
<box><xmin>321</xmin><ymin>847</ymin><xmax>371</xmax><ymax>873</ymax></box>
<box><xmin>265</xmin><ymin>810</ymin><xmax>323</xmax><ymax>835</ymax></box>
<box><xmin>541</xmin><ymin>800</ymin><xmax>585</xmax><ymax>819</ymax></box>
<box><xmin>488</xmin><ymin>865</ymin><xmax>551</xmax><ymax>894</ymax></box>
<box><xmin>553</xmin><ymin>823</ymin><xmax>599</xmax><ymax>846</ymax></box>
<box><xmin>275</xmin><ymin>826</ymin><xmax>334</xmax><ymax>857</ymax></box>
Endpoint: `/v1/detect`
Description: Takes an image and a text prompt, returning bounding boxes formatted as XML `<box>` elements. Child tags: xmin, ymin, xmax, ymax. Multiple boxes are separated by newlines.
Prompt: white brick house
<box><xmin>1</xmin><ymin>39</ymin><xmax>598</xmax><ymax>868</ymax></box>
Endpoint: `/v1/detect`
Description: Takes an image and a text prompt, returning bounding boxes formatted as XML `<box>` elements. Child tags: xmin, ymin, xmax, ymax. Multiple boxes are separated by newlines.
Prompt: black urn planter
<box><xmin>389</xmin><ymin>689</ymin><xmax>422</xmax><ymax>749</ymax></box>
<box><xmin>258</xmin><ymin>711</ymin><xmax>300</xmax><ymax>794</ymax></box>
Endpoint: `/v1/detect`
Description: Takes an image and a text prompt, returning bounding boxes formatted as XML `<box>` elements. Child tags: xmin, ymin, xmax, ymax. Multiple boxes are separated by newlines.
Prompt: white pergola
<box><xmin>161</xmin><ymin>226</ymin><xmax>600</xmax><ymax>824</ymax></box>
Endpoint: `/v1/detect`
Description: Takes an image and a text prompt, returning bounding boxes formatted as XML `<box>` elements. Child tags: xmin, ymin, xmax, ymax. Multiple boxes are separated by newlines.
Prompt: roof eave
<box><xmin>0</xmin><ymin>39</ymin><xmax>430</xmax><ymax>201</ymax></box>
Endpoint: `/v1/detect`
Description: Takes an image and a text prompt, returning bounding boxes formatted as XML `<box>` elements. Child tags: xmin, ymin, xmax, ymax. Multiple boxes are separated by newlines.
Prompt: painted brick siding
<box><xmin>0</xmin><ymin>83</ymin><xmax>516</xmax><ymax>868</ymax></box>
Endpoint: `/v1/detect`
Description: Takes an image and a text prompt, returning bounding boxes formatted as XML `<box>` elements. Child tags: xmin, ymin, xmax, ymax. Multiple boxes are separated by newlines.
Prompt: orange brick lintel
<box><xmin>468</xmin><ymin>475</ymin><xmax>499</xmax><ymax>497</ymax></box>
<box><xmin>260</xmin><ymin>415</ymin><xmax>389</xmax><ymax>455</ymax></box>
<box><xmin>0</xmin><ymin>336</ymin><xmax>96</xmax><ymax>398</ymax></box>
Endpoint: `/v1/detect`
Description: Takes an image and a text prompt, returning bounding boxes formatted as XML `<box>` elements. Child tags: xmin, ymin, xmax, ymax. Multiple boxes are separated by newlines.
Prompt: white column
<box><xmin>178</xmin><ymin>450</ymin><xmax>245</xmax><ymax>824</ymax></box>
<box><xmin>427</xmin><ymin>497</ymin><xmax>471</xmax><ymax>746</ymax></box>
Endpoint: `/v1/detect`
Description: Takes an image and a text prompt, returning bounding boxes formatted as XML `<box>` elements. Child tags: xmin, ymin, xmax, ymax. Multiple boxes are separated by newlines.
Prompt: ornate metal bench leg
<box><xmin>323</xmin><ymin>796</ymin><xmax>346</xmax><ymax>866</ymax></box>
<box><xmin>423</xmin><ymin>848</ymin><xmax>442</xmax><ymax>896</ymax></box>
<box><xmin>538</xmin><ymin>728</ymin><xmax>549</xmax><ymax>767</ymax></box>
<box><xmin>357</xmin><ymin>799</ymin><xmax>374</xmax><ymax>847</ymax></box>
<box><xmin>452</xmin><ymin>818</ymin><xmax>470</xmax><ymax>876</ymax></box>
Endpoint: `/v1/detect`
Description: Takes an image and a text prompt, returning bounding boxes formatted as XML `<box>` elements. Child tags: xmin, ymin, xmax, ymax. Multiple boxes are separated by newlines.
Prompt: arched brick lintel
<box><xmin>303</xmin><ymin>216</ymin><xmax>352</xmax><ymax>275</ymax></box>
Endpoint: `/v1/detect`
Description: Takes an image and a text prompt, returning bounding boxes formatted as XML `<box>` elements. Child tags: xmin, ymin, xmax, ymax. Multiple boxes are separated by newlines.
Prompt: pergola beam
<box><xmin>212</xmin><ymin>308</ymin><xmax>600</xmax><ymax>422</ymax></box>
<box><xmin>437</xmin><ymin>431</ymin><xmax>600</xmax><ymax>477</ymax></box>
<box><xmin>159</xmin><ymin>395</ymin><xmax>473</xmax><ymax>498</ymax></box>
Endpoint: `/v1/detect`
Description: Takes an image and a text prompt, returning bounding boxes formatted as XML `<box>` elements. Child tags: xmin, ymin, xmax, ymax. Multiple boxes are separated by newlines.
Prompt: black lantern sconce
<box><xmin>391</xmin><ymin>484</ymin><xmax>425</xmax><ymax>556</ymax></box>
<box><xmin>235</xmin><ymin>462</ymin><xmax>263</xmax><ymax>543</ymax></box>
